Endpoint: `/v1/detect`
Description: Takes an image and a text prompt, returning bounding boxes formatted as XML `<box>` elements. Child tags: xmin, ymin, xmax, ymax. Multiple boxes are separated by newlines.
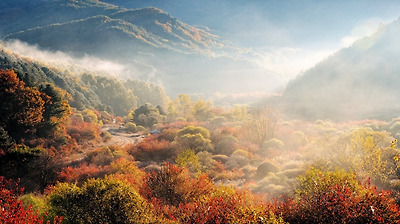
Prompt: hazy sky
<box><xmin>108</xmin><ymin>0</ymin><xmax>400</xmax><ymax>78</ymax></box>
<box><xmin>118</xmin><ymin>1</ymin><xmax>400</xmax><ymax>47</ymax></box>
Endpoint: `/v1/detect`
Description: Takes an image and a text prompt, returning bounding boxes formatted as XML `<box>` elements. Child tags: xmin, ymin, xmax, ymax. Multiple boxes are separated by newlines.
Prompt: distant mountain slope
<box><xmin>279</xmin><ymin>18</ymin><xmax>400</xmax><ymax>121</ymax></box>
<box><xmin>0</xmin><ymin>0</ymin><xmax>282</xmax><ymax>97</ymax></box>
<box><xmin>3</xmin><ymin>6</ymin><xmax>226</xmax><ymax>56</ymax></box>
<box><xmin>0</xmin><ymin>0</ymin><xmax>119</xmax><ymax>34</ymax></box>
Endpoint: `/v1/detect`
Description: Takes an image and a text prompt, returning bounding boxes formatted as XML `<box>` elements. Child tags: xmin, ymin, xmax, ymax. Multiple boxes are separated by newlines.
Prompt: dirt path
<box><xmin>63</xmin><ymin>124</ymin><xmax>145</xmax><ymax>165</ymax></box>
<box><xmin>102</xmin><ymin>124</ymin><xmax>145</xmax><ymax>147</ymax></box>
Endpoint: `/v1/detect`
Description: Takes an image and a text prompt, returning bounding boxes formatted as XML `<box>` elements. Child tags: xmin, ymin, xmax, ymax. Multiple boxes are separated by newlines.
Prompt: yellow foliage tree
<box><xmin>349</xmin><ymin>129</ymin><xmax>393</xmax><ymax>183</ymax></box>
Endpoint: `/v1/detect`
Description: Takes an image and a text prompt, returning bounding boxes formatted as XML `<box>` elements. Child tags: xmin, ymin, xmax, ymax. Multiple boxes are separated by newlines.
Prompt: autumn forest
<box><xmin>2</xmin><ymin>49</ymin><xmax>400</xmax><ymax>223</ymax></box>
<box><xmin>3</xmin><ymin>0</ymin><xmax>400</xmax><ymax>223</ymax></box>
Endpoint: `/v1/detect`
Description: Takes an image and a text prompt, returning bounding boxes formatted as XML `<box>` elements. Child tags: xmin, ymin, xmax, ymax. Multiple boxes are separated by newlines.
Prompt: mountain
<box><xmin>2</xmin><ymin>5</ymin><xmax>227</xmax><ymax>56</ymax></box>
<box><xmin>0</xmin><ymin>0</ymin><xmax>281</xmax><ymax>97</ymax></box>
<box><xmin>278</xmin><ymin>18</ymin><xmax>400</xmax><ymax>121</ymax></box>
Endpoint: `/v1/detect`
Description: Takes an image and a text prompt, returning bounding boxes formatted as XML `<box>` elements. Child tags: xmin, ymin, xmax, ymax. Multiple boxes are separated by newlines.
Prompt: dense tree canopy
<box><xmin>80</xmin><ymin>73</ymin><xmax>137</xmax><ymax>116</ymax></box>
<box><xmin>0</xmin><ymin>70</ymin><xmax>71</xmax><ymax>144</ymax></box>
<box><xmin>0</xmin><ymin>70</ymin><xmax>47</xmax><ymax>141</ymax></box>
<box><xmin>133</xmin><ymin>103</ymin><xmax>166</xmax><ymax>128</ymax></box>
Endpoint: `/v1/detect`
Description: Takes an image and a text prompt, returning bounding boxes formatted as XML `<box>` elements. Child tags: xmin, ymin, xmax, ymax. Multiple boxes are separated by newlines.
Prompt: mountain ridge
<box><xmin>1</xmin><ymin>0</ymin><xmax>231</xmax><ymax>57</ymax></box>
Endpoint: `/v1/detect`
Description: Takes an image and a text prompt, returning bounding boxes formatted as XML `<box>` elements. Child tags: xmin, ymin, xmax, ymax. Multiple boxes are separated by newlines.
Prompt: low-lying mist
<box><xmin>1</xmin><ymin>39</ymin><xmax>289</xmax><ymax>106</ymax></box>
<box><xmin>2</xmin><ymin>39</ymin><xmax>130</xmax><ymax>78</ymax></box>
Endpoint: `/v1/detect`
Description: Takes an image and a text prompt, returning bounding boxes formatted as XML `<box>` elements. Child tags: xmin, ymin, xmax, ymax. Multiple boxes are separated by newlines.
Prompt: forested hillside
<box><xmin>0</xmin><ymin>43</ymin><xmax>169</xmax><ymax>115</ymax></box>
<box><xmin>279</xmin><ymin>18</ymin><xmax>400</xmax><ymax>121</ymax></box>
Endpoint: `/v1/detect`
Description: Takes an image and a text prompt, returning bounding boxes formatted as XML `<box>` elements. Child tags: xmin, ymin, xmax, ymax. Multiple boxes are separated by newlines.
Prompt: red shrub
<box><xmin>277</xmin><ymin>173</ymin><xmax>400</xmax><ymax>223</ymax></box>
<box><xmin>67</xmin><ymin>121</ymin><xmax>100</xmax><ymax>143</ymax></box>
<box><xmin>58</xmin><ymin>163</ymin><xmax>105</xmax><ymax>184</ymax></box>
<box><xmin>156</xmin><ymin>127</ymin><xmax>178</xmax><ymax>142</ymax></box>
<box><xmin>92</xmin><ymin>109</ymin><xmax>101</xmax><ymax>120</ymax></box>
<box><xmin>128</xmin><ymin>138</ymin><xmax>175</xmax><ymax>162</ymax></box>
<box><xmin>177</xmin><ymin>189</ymin><xmax>280</xmax><ymax>224</ymax></box>
<box><xmin>140</xmin><ymin>164</ymin><xmax>214</xmax><ymax>208</ymax></box>
<box><xmin>179</xmin><ymin>194</ymin><xmax>246</xmax><ymax>223</ymax></box>
<box><xmin>107</xmin><ymin>158</ymin><xmax>145</xmax><ymax>190</ymax></box>
<box><xmin>0</xmin><ymin>176</ymin><xmax>62</xmax><ymax>224</ymax></box>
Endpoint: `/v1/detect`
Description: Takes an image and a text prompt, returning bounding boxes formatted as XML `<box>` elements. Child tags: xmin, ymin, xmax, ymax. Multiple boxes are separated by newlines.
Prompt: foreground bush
<box><xmin>0</xmin><ymin>176</ymin><xmax>62</xmax><ymax>224</ymax></box>
<box><xmin>48</xmin><ymin>177</ymin><xmax>159</xmax><ymax>223</ymax></box>
<box><xmin>278</xmin><ymin>167</ymin><xmax>400</xmax><ymax>223</ymax></box>
<box><xmin>140</xmin><ymin>163</ymin><xmax>214</xmax><ymax>207</ymax></box>
<box><xmin>179</xmin><ymin>187</ymin><xmax>286</xmax><ymax>224</ymax></box>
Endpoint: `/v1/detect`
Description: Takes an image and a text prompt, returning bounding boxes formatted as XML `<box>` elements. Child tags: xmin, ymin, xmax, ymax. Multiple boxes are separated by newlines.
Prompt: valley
<box><xmin>2</xmin><ymin>1</ymin><xmax>400</xmax><ymax>223</ymax></box>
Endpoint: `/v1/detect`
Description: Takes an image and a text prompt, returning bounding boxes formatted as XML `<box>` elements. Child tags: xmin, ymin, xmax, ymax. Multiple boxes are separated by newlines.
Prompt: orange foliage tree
<box><xmin>0</xmin><ymin>70</ymin><xmax>71</xmax><ymax>145</ymax></box>
<box><xmin>0</xmin><ymin>70</ymin><xmax>47</xmax><ymax>140</ymax></box>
